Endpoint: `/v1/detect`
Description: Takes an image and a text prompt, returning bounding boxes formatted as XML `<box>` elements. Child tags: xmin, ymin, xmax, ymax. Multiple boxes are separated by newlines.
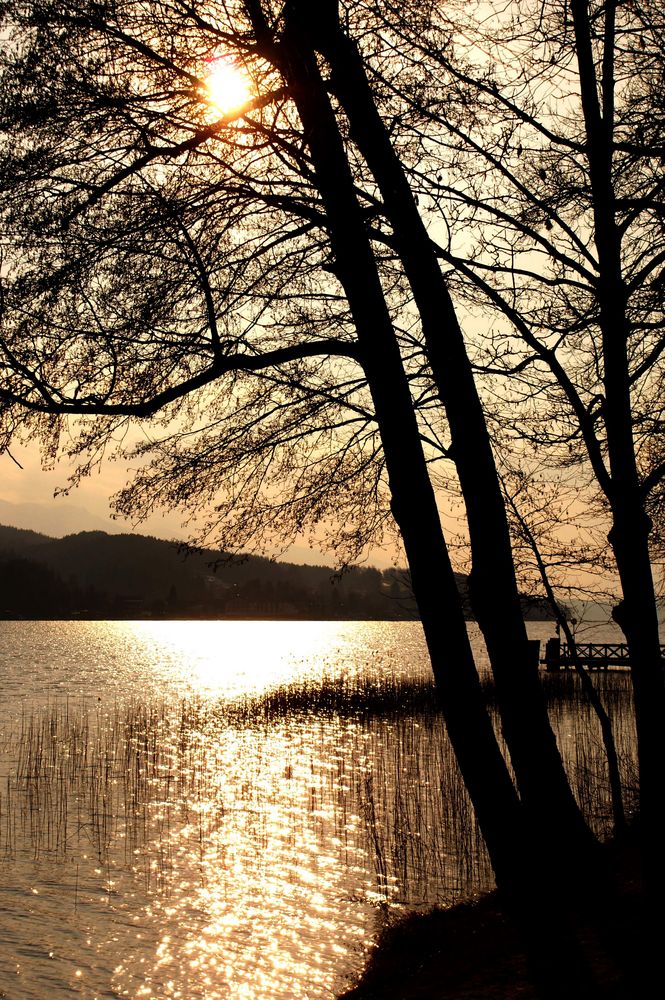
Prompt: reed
<box><xmin>0</xmin><ymin>669</ymin><xmax>637</xmax><ymax>913</ymax></box>
<box><xmin>221</xmin><ymin>671</ymin><xmax>439</xmax><ymax>722</ymax></box>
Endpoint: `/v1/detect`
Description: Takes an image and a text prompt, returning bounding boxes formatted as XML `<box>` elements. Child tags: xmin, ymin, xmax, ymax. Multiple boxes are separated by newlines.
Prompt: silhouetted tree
<box><xmin>370</xmin><ymin>0</ymin><xmax>664</xmax><ymax>896</ymax></box>
<box><xmin>0</xmin><ymin>3</ymin><xmax>637</xmax><ymax>990</ymax></box>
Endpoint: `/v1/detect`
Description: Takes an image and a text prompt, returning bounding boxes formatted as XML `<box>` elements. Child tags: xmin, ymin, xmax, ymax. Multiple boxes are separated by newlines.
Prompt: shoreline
<box><xmin>339</xmin><ymin>830</ymin><xmax>644</xmax><ymax>999</ymax></box>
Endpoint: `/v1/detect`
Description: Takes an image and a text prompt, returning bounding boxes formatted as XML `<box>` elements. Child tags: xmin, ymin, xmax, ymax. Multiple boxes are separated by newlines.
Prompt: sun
<box><xmin>205</xmin><ymin>57</ymin><xmax>251</xmax><ymax>116</ymax></box>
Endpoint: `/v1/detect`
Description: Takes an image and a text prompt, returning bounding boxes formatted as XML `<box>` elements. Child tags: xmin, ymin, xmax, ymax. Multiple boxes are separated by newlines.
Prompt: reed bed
<box><xmin>1</xmin><ymin>699</ymin><xmax>222</xmax><ymax>875</ymax></box>
<box><xmin>0</xmin><ymin>668</ymin><xmax>638</xmax><ymax>912</ymax></box>
<box><xmin>212</xmin><ymin>670</ymin><xmax>436</xmax><ymax>724</ymax></box>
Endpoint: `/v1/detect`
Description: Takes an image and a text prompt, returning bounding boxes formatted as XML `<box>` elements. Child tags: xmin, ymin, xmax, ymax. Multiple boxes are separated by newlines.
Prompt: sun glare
<box><xmin>205</xmin><ymin>57</ymin><xmax>251</xmax><ymax>116</ymax></box>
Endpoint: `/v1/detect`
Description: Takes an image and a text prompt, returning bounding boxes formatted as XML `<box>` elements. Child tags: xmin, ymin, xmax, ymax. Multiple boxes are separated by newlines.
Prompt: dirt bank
<box><xmin>340</xmin><ymin>831</ymin><xmax>645</xmax><ymax>999</ymax></box>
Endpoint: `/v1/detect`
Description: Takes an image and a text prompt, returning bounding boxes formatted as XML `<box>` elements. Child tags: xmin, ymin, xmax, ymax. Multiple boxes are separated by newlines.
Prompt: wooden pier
<box><xmin>542</xmin><ymin>637</ymin><xmax>665</xmax><ymax>671</ymax></box>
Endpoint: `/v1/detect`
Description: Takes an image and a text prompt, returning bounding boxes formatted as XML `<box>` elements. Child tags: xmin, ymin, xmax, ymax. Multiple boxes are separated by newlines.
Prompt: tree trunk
<box><xmin>608</xmin><ymin>465</ymin><xmax>665</xmax><ymax>896</ymax></box>
<box><xmin>242</xmin><ymin>4</ymin><xmax>624</xmax><ymax>989</ymax></box>
<box><xmin>270</xmin><ymin>19</ymin><xmax>527</xmax><ymax>888</ymax></box>
<box><xmin>571</xmin><ymin>0</ymin><xmax>665</xmax><ymax>902</ymax></box>
<box><xmin>315</xmin><ymin>24</ymin><xmax>597</xmax><ymax>867</ymax></box>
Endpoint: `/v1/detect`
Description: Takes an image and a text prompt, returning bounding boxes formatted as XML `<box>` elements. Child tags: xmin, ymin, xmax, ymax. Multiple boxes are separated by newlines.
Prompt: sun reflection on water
<box><xmin>0</xmin><ymin>620</ymin><xmax>636</xmax><ymax>999</ymax></box>
<box><xmin>103</xmin><ymin>716</ymin><xmax>376</xmax><ymax>999</ymax></box>
<box><xmin>0</xmin><ymin>621</ymin><xmax>436</xmax><ymax>1000</ymax></box>
<box><xmin>123</xmin><ymin>619</ymin><xmax>388</xmax><ymax>700</ymax></box>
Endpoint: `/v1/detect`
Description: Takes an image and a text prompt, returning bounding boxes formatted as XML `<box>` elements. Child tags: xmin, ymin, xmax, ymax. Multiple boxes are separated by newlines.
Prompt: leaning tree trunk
<box><xmin>313</xmin><ymin>23</ymin><xmax>598</xmax><ymax>872</ymax></box>
<box><xmin>266</xmin><ymin>11</ymin><xmax>526</xmax><ymax>888</ymax></box>
<box><xmin>246</xmin><ymin>9</ymin><xmax>614</xmax><ymax>993</ymax></box>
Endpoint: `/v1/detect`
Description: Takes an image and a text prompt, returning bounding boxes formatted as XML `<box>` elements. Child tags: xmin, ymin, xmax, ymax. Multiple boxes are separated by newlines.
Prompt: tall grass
<box><xmin>0</xmin><ymin>669</ymin><xmax>638</xmax><ymax>910</ymax></box>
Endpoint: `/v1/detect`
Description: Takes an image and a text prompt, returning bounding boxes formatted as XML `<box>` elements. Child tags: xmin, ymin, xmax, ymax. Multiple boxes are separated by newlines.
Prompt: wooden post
<box><xmin>545</xmin><ymin>637</ymin><xmax>561</xmax><ymax>672</ymax></box>
<box><xmin>528</xmin><ymin>639</ymin><xmax>541</xmax><ymax>671</ymax></box>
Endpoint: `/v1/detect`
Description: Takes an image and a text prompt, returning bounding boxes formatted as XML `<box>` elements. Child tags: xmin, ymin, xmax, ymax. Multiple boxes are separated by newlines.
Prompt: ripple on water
<box><xmin>0</xmin><ymin>621</ymin><xmax>437</xmax><ymax>999</ymax></box>
<box><xmin>0</xmin><ymin>618</ymin><xmax>633</xmax><ymax>998</ymax></box>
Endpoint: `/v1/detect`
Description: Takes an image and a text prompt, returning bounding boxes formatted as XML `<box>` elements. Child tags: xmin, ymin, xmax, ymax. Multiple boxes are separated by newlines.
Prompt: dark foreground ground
<box><xmin>340</xmin><ymin>830</ymin><xmax>645</xmax><ymax>999</ymax></box>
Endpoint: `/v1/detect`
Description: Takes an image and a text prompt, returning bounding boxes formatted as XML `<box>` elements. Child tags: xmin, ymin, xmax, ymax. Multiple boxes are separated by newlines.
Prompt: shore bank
<box><xmin>340</xmin><ymin>830</ymin><xmax>644</xmax><ymax>999</ymax></box>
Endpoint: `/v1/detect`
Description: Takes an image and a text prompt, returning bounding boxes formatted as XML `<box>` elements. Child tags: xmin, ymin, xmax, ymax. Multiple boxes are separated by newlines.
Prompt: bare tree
<box><xmin>0</xmin><ymin>2</ymin><xmax>638</xmax><ymax>990</ymax></box>
<box><xmin>370</xmin><ymin>0</ymin><xmax>664</xmax><ymax>894</ymax></box>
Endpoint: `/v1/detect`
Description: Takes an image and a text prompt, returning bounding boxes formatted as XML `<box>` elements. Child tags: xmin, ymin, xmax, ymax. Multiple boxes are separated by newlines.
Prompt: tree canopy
<box><xmin>1</xmin><ymin>0</ymin><xmax>442</xmax><ymax>563</ymax></box>
<box><xmin>2</xmin><ymin>1</ymin><xmax>662</xmax><ymax>585</ymax></box>
<box><xmin>1</xmin><ymin>3</ymin><xmax>663</xmax><ymax>987</ymax></box>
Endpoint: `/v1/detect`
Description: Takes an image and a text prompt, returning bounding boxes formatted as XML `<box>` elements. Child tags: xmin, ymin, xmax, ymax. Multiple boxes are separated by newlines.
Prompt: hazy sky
<box><xmin>0</xmin><ymin>440</ymin><xmax>186</xmax><ymax>534</ymax></box>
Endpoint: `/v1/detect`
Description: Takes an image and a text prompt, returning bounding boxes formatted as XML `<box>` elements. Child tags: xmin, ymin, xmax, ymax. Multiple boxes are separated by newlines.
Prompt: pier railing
<box><xmin>542</xmin><ymin>637</ymin><xmax>665</xmax><ymax>671</ymax></box>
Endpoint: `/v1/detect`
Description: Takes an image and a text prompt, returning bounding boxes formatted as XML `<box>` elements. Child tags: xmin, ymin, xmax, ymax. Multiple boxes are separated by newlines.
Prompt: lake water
<box><xmin>0</xmin><ymin>619</ymin><xmax>636</xmax><ymax>999</ymax></box>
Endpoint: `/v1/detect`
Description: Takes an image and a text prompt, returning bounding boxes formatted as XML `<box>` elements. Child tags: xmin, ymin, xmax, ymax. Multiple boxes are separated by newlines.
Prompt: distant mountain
<box><xmin>0</xmin><ymin>523</ymin><xmax>48</xmax><ymax>549</ymax></box>
<box><xmin>0</xmin><ymin>524</ymin><xmax>554</xmax><ymax>621</ymax></box>
<box><xmin>0</xmin><ymin>525</ymin><xmax>418</xmax><ymax>620</ymax></box>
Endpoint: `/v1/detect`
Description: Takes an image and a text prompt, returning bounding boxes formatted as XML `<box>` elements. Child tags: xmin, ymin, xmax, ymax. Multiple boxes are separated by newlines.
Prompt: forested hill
<box><xmin>0</xmin><ymin>524</ymin><xmax>416</xmax><ymax>619</ymax></box>
<box><xmin>0</xmin><ymin>524</ymin><xmax>552</xmax><ymax>621</ymax></box>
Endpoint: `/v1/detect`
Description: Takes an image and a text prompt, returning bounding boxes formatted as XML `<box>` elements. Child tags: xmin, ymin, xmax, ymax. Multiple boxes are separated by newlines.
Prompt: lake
<box><xmin>0</xmin><ymin>619</ymin><xmax>637</xmax><ymax>999</ymax></box>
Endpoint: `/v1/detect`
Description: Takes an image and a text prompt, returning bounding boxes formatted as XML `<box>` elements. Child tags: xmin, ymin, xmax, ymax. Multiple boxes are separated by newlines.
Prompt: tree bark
<box><xmin>265</xmin><ymin>18</ymin><xmax>527</xmax><ymax>889</ymax></box>
<box><xmin>313</xmin><ymin>21</ymin><xmax>598</xmax><ymax>866</ymax></box>
<box><xmin>571</xmin><ymin>0</ymin><xmax>665</xmax><ymax>901</ymax></box>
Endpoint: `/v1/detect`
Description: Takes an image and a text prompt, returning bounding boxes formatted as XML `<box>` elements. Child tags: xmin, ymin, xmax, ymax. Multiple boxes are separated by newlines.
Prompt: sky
<box><xmin>0</xmin><ymin>440</ymin><xmax>190</xmax><ymax>535</ymax></box>
<box><xmin>0</xmin><ymin>440</ymin><xmax>398</xmax><ymax>568</ymax></box>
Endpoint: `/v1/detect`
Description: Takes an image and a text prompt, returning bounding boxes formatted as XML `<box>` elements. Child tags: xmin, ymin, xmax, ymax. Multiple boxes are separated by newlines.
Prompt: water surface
<box><xmin>0</xmin><ymin>619</ymin><xmax>634</xmax><ymax>999</ymax></box>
